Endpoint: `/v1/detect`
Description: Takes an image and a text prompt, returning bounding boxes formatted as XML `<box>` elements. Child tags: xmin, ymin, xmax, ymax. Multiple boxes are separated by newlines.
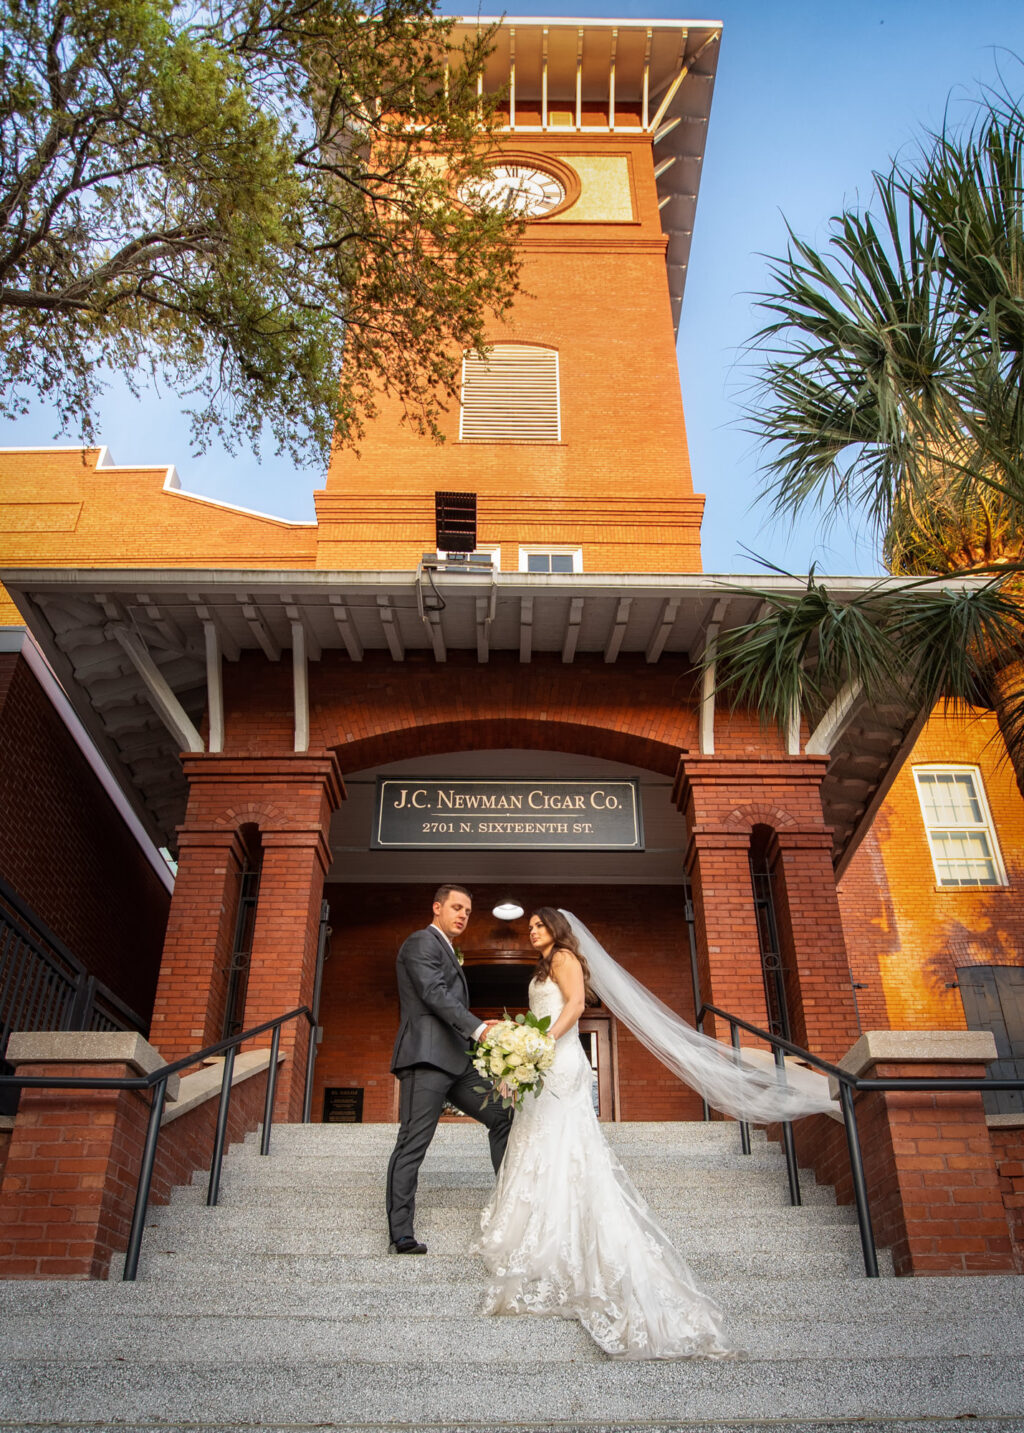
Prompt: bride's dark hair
<box><xmin>531</xmin><ymin>907</ymin><xmax>598</xmax><ymax>1005</ymax></box>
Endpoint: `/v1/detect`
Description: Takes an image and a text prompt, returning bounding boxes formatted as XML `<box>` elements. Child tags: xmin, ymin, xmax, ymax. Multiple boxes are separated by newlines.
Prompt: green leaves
<box><xmin>747</xmin><ymin>87</ymin><xmax>1024</xmax><ymax>559</ymax></box>
<box><xmin>713</xmin><ymin>569</ymin><xmax>1024</xmax><ymax>736</ymax></box>
<box><xmin>0</xmin><ymin>0</ymin><xmax>521</xmax><ymax>465</ymax></box>
<box><xmin>737</xmin><ymin>75</ymin><xmax>1024</xmax><ymax>788</ymax></box>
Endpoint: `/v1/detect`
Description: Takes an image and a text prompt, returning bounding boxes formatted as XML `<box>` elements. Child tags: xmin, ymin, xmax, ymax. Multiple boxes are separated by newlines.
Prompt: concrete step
<box><xmin>4</xmin><ymin>1266</ymin><xmax>1019</xmax><ymax>1318</ymax></box>
<box><xmin>0</xmin><ymin>1353</ymin><xmax>1019</xmax><ymax>1426</ymax></box>
<box><xmin>170</xmin><ymin>1178</ymin><xmax>840</xmax><ymax>1211</ymax></box>
<box><xmin>135</xmin><ymin>1208</ymin><xmax>867</xmax><ymax>1259</ymax></box>
<box><xmin>7</xmin><ymin>1300</ymin><xmax>1023</xmax><ymax>1364</ymax></box>
<box><xmin>3</xmin><ymin>1270</ymin><xmax>1019</xmax><ymax>1323</ymax></box>
<box><xmin>252</xmin><ymin>1119</ymin><xmax>772</xmax><ymax>1145</ymax></box>
<box><xmin>216</xmin><ymin>1140</ymin><xmax>790</xmax><ymax>1175</ymax></box>
<box><xmin>120</xmin><ymin>1244</ymin><xmax>891</xmax><ymax>1282</ymax></box>
<box><xmin>148</xmin><ymin>1199</ymin><xmax>858</xmax><ymax>1235</ymax></box>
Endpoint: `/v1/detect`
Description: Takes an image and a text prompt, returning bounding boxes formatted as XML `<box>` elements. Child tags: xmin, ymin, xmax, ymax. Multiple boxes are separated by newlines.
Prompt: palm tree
<box><xmin>715</xmin><ymin>86</ymin><xmax>1024</xmax><ymax>792</ymax></box>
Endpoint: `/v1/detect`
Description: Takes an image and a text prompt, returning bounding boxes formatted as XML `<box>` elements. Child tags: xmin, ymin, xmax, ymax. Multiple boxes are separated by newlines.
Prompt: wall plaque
<box><xmin>372</xmin><ymin>778</ymin><xmax>643</xmax><ymax>850</ymax></box>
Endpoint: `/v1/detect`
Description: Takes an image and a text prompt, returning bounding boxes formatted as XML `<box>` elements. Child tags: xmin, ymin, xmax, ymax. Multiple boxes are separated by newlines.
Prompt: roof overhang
<box><xmin>1</xmin><ymin>566</ymin><xmax>922</xmax><ymax>871</ymax></box>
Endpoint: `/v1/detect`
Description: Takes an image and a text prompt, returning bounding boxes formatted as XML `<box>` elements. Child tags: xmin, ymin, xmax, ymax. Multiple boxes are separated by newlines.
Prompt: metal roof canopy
<box><xmin>449</xmin><ymin>16</ymin><xmax>722</xmax><ymax>335</ymax></box>
<box><xmin>3</xmin><ymin>566</ymin><xmax>925</xmax><ymax>872</ymax></box>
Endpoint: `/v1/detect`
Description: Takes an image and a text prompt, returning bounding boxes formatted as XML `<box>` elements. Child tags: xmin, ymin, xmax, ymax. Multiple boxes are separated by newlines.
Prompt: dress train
<box><xmin>472</xmin><ymin>977</ymin><xmax>733</xmax><ymax>1359</ymax></box>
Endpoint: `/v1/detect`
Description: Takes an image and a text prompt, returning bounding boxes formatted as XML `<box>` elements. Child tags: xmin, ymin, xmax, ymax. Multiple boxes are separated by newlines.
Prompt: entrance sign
<box><xmin>373</xmin><ymin>779</ymin><xmax>643</xmax><ymax>850</ymax></box>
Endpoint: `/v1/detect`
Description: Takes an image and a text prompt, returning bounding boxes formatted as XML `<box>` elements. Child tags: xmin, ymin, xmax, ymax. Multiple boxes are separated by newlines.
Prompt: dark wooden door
<box><xmin>957</xmin><ymin>965</ymin><xmax>1024</xmax><ymax>1115</ymax></box>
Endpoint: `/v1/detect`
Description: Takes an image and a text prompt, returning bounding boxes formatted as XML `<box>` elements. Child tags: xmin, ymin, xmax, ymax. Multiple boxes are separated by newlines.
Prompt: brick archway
<box><xmin>330</xmin><ymin>716</ymin><xmax>687</xmax><ymax>780</ymax></box>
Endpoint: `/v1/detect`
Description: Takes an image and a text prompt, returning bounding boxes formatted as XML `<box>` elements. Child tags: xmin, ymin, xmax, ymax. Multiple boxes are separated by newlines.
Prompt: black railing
<box><xmin>698</xmin><ymin>1001</ymin><xmax>1024</xmax><ymax>1278</ymax></box>
<box><xmin>0</xmin><ymin>875</ymin><xmax>145</xmax><ymax>1067</ymax></box>
<box><xmin>0</xmin><ymin>1004</ymin><xmax>316</xmax><ymax>1280</ymax></box>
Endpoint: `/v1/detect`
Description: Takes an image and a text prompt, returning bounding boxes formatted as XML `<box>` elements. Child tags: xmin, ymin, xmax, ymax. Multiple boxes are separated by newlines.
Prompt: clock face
<box><xmin>459</xmin><ymin>164</ymin><xmax>566</xmax><ymax>218</ymax></box>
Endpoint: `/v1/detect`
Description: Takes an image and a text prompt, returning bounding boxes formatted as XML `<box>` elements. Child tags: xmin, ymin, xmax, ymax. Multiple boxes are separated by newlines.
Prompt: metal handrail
<box><xmin>697</xmin><ymin>1001</ymin><xmax>1024</xmax><ymax>1278</ymax></box>
<box><xmin>0</xmin><ymin>1004</ymin><xmax>316</xmax><ymax>1280</ymax></box>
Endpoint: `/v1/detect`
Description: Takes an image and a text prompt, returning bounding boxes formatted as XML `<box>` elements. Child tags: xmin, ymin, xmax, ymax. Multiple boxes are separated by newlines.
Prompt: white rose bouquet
<box><xmin>472</xmin><ymin>1011</ymin><xmax>556</xmax><ymax>1111</ymax></box>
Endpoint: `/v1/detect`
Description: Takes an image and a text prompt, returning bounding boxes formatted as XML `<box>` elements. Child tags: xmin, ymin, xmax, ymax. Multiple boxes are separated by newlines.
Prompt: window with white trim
<box><xmin>436</xmin><ymin>545</ymin><xmax>500</xmax><ymax>570</ymax></box>
<box><xmin>913</xmin><ymin>767</ymin><xmax>1006</xmax><ymax>887</ymax></box>
<box><xmin>518</xmin><ymin>546</ymin><xmax>582</xmax><ymax>574</ymax></box>
<box><xmin>459</xmin><ymin>344</ymin><xmax>560</xmax><ymax>443</ymax></box>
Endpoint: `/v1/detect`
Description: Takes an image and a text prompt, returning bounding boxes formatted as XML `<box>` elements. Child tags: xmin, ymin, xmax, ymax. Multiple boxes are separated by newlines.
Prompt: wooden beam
<box><xmin>604</xmin><ymin>597</ymin><xmax>631</xmax><ymax>664</ymax></box>
<box><xmin>646</xmin><ymin>597</ymin><xmax>680</xmax><ymax>664</ymax></box>
<box><xmin>806</xmin><ymin>680</ymin><xmax>864</xmax><ymax>756</ymax></box>
<box><xmin>542</xmin><ymin>27</ymin><xmax>549</xmax><ymax>130</ymax></box>
<box><xmin>576</xmin><ymin>29</ymin><xmax>583</xmax><ymax>129</ymax></box>
<box><xmin>203</xmin><ymin>622</ymin><xmax>224</xmax><ymax>753</ymax></box>
<box><xmin>188</xmin><ymin>594</ymin><xmax>240</xmax><ymax>662</ymax></box>
<box><xmin>698</xmin><ymin>626</ymin><xmax>718</xmax><ymax>756</ymax></box>
<box><xmin>787</xmin><ymin>695</ymin><xmax>802</xmax><ymax>756</ymax></box>
<box><xmin>291</xmin><ymin>621</ymin><xmax>309</xmax><ymax>753</ymax></box>
<box><xmin>239</xmin><ymin>596</ymin><xmax>281</xmax><ymax>662</ymax></box>
<box><xmin>284</xmin><ymin>602</ymin><xmax>321</xmax><ymax>662</ymax></box>
<box><xmin>562</xmin><ymin>597</ymin><xmax>585</xmax><ymax>664</ymax></box>
<box><xmin>642</xmin><ymin>28</ymin><xmax>652</xmax><ymax>129</ymax></box>
<box><xmin>519</xmin><ymin>595</ymin><xmax>533</xmax><ymax>664</ymax></box>
<box><xmin>329</xmin><ymin>596</ymin><xmax>364</xmax><ymax>661</ymax></box>
<box><xmin>107</xmin><ymin>623</ymin><xmax>204</xmax><ymax>753</ymax></box>
<box><xmin>377</xmin><ymin>596</ymin><xmax>405</xmax><ymax>661</ymax></box>
<box><xmin>476</xmin><ymin>596</ymin><xmax>492</xmax><ymax>664</ymax></box>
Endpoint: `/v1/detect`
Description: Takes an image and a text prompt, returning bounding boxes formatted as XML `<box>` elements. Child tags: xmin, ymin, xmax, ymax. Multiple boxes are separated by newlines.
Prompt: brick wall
<box><xmin>314</xmin><ymin>882</ymin><xmax>704</xmax><ymax>1123</ymax></box>
<box><xmin>991</xmin><ymin>1124</ymin><xmax>1024</xmax><ymax>1272</ymax></box>
<box><xmin>0</xmin><ymin>1060</ymin><xmax>271</xmax><ymax>1279</ymax></box>
<box><xmin>221</xmin><ymin>648</ymin><xmax>784</xmax><ymax>770</ymax></box>
<box><xmin>0</xmin><ymin>651</ymin><xmax>170</xmax><ymax>1021</ymax></box>
<box><xmin>838</xmin><ymin>709</ymin><xmax>1024</xmax><ymax>1033</ymax></box>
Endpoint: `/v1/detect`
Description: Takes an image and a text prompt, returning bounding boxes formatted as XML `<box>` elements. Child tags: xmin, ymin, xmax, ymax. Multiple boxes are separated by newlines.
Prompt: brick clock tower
<box><xmin>316</xmin><ymin>18</ymin><xmax>717</xmax><ymax>576</ymax></box>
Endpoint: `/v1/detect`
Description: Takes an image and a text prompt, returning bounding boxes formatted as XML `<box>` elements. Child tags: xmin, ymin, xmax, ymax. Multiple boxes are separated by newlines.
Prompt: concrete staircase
<box><xmin>1</xmin><ymin>1120</ymin><xmax>1023</xmax><ymax>1432</ymax></box>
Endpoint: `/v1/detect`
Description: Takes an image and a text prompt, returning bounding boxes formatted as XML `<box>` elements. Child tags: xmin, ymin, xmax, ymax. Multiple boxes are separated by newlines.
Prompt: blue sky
<box><xmin>5</xmin><ymin>1</ymin><xmax>1023</xmax><ymax>574</ymax></box>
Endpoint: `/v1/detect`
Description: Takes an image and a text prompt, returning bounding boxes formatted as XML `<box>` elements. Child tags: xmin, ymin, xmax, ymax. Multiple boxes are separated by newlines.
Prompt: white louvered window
<box><xmin>459</xmin><ymin>344</ymin><xmax>560</xmax><ymax>443</ymax></box>
<box><xmin>913</xmin><ymin>767</ymin><xmax>1007</xmax><ymax>887</ymax></box>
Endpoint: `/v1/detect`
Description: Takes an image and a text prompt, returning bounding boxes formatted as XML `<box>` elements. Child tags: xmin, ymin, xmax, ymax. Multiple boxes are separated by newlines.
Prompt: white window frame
<box><xmin>912</xmin><ymin>765</ymin><xmax>1007</xmax><ymax>888</ymax></box>
<box><xmin>436</xmin><ymin>544</ymin><xmax>500</xmax><ymax>570</ymax></box>
<box><xmin>518</xmin><ymin>545</ymin><xmax>583</xmax><ymax>574</ymax></box>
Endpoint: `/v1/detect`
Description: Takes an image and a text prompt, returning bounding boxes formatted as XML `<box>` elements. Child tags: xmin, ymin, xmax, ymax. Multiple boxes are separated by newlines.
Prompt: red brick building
<box><xmin>0</xmin><ymin>17</ymin><xmax>1021</xmax><ymax>1279</ymax></box>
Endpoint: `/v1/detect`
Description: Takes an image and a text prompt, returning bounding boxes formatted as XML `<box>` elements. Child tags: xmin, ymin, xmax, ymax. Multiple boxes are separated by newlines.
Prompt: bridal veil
<box><xmin>561</xmin><ymin>911</ymin><xmax>837</xmax><ymax>1123</ymax></box>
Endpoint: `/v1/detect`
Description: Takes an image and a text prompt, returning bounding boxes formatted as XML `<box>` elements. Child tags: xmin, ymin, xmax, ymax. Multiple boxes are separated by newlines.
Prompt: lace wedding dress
<box><xmin>471</xmin><ymin>976</ymin><xmax>733</xmax><ymax>1359</ymax></box>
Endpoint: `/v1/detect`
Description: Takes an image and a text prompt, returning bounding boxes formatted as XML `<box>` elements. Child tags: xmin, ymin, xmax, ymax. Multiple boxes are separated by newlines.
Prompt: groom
<box><xmin>386</xmin><ymin>884</ymin><xmax>513</xmax><ymax>1254</ymax></box>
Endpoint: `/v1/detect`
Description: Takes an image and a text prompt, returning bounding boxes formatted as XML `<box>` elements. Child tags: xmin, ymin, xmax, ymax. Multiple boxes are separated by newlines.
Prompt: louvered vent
<box><xmin>459</xmin><ymin>345</ymin><xmax>560</xmax><ymax>443</ymax></box>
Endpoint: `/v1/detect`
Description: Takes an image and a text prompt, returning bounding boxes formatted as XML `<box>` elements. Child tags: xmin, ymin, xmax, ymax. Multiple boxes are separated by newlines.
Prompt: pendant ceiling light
<box><xmin>492</xmin><ymin>900</ymin><xmax>524</xmax><ymax>921</ymax></box>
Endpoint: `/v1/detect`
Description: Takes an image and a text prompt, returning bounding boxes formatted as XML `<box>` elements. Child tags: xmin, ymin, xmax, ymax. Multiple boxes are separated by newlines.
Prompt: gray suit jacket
<box><xmin>390</xmin><ymin>925</ymin><xmax>481</xmax><ymax>1076</ymax></box>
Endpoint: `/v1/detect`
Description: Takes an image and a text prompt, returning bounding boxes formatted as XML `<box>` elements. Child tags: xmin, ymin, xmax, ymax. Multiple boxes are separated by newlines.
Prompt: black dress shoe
<box><xmin>390</xmin><ymin>1235</ymin><xmax>427</xmax><ymax>1255</ymax></box>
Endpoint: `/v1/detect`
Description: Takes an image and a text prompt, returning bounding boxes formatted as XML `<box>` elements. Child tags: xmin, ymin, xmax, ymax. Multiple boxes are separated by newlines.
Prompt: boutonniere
<box><xmin>454</xmin><ymin>946</ymin><xmax>465</xmax><ymax>966</ymax></box>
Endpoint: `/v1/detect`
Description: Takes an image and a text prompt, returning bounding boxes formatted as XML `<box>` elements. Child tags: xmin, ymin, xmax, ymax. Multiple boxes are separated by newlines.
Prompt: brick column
<box><xmin>676</xmin><ymin>756</ymin><xmax>858</xmax><ymax>1058</ymax></box>
<box><xmin>683</xmin><ymin>829</ymin><xmax>766</xmax><ymax>1043</ymax></box>
<box><xmin>0</xmin><ymin>1033</ymin><xmax>177</xmax><ymax>1280</ymax></box>
<box><xmin>150</xmin><ymin>753</ymin><xmax>343</xmax><ymax>1095</ymax></box>
<box><xmin>149</xmin><ymin>827</ymin><xmax>247</xmax><ymax>1057</ymax></box>
<box><xmin>838</xmin><ymin>1031</ymin><xmax>1015</xmax><ymax>1275</ymax></box>
<box><xmin>768</xmin><ymin>827</ymin><xmax>859</xmax><ymax>1060</ymax></box>
<box><xmin>243</xmin><ymin>827</ymin><xmax>334</xmax><ymax>1122</ymax></box>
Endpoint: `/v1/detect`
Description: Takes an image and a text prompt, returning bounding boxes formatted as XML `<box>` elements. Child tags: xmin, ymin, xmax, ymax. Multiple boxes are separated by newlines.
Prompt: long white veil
<box><xmin>561</xmin><ymin>911</ymin><xmax>837</xmax><ymax>1123</ymax></box>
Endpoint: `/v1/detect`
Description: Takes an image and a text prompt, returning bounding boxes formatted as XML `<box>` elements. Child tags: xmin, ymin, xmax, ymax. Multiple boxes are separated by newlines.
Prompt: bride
<box><xmin>472</xmin><ymin>907</ymin><xmax>837</xmax><ymax>1360</ymax></box>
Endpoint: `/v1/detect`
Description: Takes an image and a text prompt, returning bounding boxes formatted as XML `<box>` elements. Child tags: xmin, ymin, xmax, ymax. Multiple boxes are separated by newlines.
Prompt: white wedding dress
<box><xmin>471</xmin><ymin>976</ymin><xmax>733</xmax><ymax>1359</ymax></box>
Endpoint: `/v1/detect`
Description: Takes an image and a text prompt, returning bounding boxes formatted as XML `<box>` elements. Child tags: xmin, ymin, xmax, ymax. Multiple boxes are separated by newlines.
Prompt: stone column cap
<box><xmin>839</xmin><ymin>1029</ymin><xmax>998</xmax><ymax>1079</ymax></box>
<box><xmin>5</xmin><ymin>1031</ymin><xmax>180</xmax><ymax>1101</ymax></box>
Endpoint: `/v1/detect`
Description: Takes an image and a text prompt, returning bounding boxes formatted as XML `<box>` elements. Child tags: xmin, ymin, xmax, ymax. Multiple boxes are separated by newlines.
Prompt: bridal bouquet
<box><xmin>472</xmin><ymin>1011</ymin><xmax>556</xmax><ymax>1110</ymax></box>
